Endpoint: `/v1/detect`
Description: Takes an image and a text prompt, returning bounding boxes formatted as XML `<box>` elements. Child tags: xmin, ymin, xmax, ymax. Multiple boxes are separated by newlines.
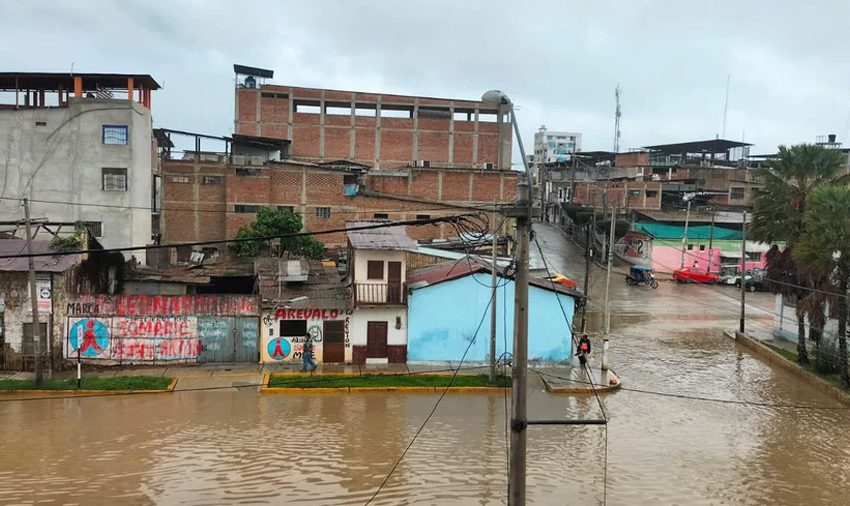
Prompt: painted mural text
<box><xmin>67</xmin><ymin>295</ymin><xmax>257</xmax><ymax>317</ymax></box>
<box><xmin>273</xmin><ymin>308</ymin><xmax>340</xmax><ymax>320</ymax></box>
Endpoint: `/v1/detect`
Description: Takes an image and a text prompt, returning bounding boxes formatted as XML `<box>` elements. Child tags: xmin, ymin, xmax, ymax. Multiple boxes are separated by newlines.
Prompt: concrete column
<box><xmin>472</xmin><ymin>108</ymin><xmax>479</xmax><ymax>165</ymax></box>
<box><xmin>498</xmin><ymin>103</ymin><xmax>512</xmax><ymax>170</ymax></box>
<box><xmin>287</xmin><ymin>89</ymin><xmax>294</xmax><ymax>139</ymax></box>
<box><xmin>643</xmin><ymin>183</ymin><xmax>647</xmax><ymax>208</ymax></box>
<box><xmin>349</xmin><ymin>95</ymin><xmax>356</xmax><ymax>160</ymax></box>
<box><xmin>468</xmin><ymin>173</ymin><xmax>473</xmax><ymax>201</ymax></box>
<box><xmin>301</xmin><ymin>167</ymin><xmax>307</xmax><ymax>206</ymax></box>
<box><xmin>412</xmin><ymin>99</ymin><xmax>419</xmax><ymax>161</ymax></box>
<box><xmin>255</xmin><ymin>89</ymin><xmax>262</xmax><ymax>136</ymax></box>
<box><xmin>499</xmin><ymin>174</ymin><xmax>505</xmax><ymax>200</ymax></box>
<box><xmin>193</xmin><ymin>161</ymin><xmax>200</xmax><ymax>240</ymax></box>
<box><xmin>319</xmin><ymin>90</ymin><xmax>326</xmax><ymax>160</ymax></box>
<box><xmin>375</xmin><ymin>98</ymin><xmax>382</xmax><ymax>168</ymax></box>
<box><xmin>437</xmin><ymin>170</ymin><xmax>443</xmax><ymax>200</ymax></box>
<box><xmin>448</xmin><ymin>103</ymin><xmax>455</xmax><ymax>166</ymax></box>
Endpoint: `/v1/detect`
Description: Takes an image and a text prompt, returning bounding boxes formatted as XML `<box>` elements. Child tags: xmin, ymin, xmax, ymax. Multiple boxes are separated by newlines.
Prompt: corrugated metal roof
<box><xmin>346</xmin><ymin>221</ymin><xmax>417</xmax><ymax>250</ymax></box>
<box><xmin>255</xmin><ymin>258</ymin><xmax>349</xmax><ymax>309</ymax></box>
<box><xmin>0</xmin><ymin>239</ymin><xmax>80</xmax><ymax>272</ymax></box>
<box><xmin>634</xmin><ymin>222</ymin><xmax>742</xmax><ymax>240</ymax></box>
<box><xmin>407</xmin><ymin>260</ymin><xmax>583</xmax><ymax>299</ymax></box>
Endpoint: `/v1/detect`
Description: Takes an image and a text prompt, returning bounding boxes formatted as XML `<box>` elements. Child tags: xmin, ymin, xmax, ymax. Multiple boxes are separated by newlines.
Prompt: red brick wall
<box><xmin>235</xmin><ymin>84</ymin><xmax>509</xmax><ymax>169</ymax></box>
<box><xmin>162</xmin><ymin>159</ymin><xmax>519</xmax><ymax>249</ymax></box>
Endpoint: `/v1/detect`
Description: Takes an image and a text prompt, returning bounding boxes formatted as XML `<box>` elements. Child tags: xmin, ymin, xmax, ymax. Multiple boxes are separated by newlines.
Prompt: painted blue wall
<box><xmin>407</xmin><ymin>273</ymin><xmax>574</xmax><ymax>362</ymax></box>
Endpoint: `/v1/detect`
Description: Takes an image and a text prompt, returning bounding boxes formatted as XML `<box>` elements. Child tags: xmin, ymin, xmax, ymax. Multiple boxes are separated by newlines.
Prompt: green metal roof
<box><xmin>634</xmin><ymin>222</ymin><xmax>742</xmax><ymax>240</ymax></box>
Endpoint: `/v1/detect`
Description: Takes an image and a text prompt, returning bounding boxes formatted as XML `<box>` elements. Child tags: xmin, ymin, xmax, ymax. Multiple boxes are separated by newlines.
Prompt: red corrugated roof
<box><xmin>407</xmin><ymin>260</ymin><xmax>584</xmax><ymax>298</ymax></box>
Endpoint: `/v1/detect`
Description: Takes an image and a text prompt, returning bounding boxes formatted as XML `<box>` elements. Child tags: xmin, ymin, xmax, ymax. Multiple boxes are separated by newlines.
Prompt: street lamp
<box><xmin>481</xmin><ymin>90</ymin><xmax>533</xmax><ymax>192</ymax></box>
<box><xmin>482</xmin><ymin>89</ymin><xmax>532</xmax><ymax>505</ymax></box>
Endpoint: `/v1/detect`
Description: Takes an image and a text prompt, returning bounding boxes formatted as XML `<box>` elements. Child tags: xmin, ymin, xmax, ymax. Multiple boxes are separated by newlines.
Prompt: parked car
<box><xmin>734</xmin><ymin>269</ymin><xmax>769</xmax><ymax>292</ymax></box>
<box><xmin>672</xmin><ymin>267</ymin><xmax>719</xmax><ymax>284</ymax></box>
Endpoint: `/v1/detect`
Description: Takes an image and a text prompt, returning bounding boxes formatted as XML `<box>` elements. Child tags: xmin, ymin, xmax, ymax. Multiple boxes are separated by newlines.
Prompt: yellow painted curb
<box><xmin>264</xmin><ymin>387</ymin><xmax>350</xmax><ymax>394</ymax></box>
<box><xmin>261</xmin><ymin>385</ymin><xmax>511</xmax><ymax>394</ymax></box>
<box><xmin>262</xmin><ymin>373</ymin><xmax>270</xmax><ymax>388</ymax></box>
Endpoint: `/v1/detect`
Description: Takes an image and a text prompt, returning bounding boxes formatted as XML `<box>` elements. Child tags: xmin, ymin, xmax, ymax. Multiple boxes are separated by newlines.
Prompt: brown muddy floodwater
<box><xmin>3</xmin><ymin>319</ymin><xmax>850</xmax><ymax>505</ymax></box>
<box><xmin>4</xmin><ymin>225</ymin><xmax>850</xmax><ymax>504</ymax></box>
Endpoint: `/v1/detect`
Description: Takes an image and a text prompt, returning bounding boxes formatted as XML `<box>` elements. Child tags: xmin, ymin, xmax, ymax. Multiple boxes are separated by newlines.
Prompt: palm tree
<box><xmin>750</xmin><ymin>144</ymin><xmax>848</xmax><ymax>364</ymax></box>
<box><xmin>794</xmin><ymin>184</ymin><xmax>850</xmax><ymax>387</ymax></box>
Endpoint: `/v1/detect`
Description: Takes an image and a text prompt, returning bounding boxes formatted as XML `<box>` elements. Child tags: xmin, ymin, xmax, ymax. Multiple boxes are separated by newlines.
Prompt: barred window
<box><xmin>316</xmin><ymin>207</ymin><xmax>331</xmax><ymax>219</ymax></box>
<box><xmin>102</xmin><ymin>125</ymin><xmax>128</xmax><ymax>145</ymax></box>
<box><xmin>171</xmin><ymin>176</ymin><xmax>190</xmax><ymax>184</ymax></box>
<box><xmin>235</xmin><ymin>167</ymin><xmax>262</xmax><ymax>177</ymax></box>
<box><xmin>202</xmin><ymin>176</ymin><xmax>222</xmax><ymax>184</ymax></box>
<box><xmin>102</xmin><ymin>168</ymin><xmax>127</xmax><ymax>191</ymax></box>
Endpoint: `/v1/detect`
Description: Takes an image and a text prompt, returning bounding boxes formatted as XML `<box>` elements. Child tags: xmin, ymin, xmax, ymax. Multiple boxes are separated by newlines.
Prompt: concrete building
<box><xmin>406</xmin><ymin>260</ymin><xmax>581</xmax><ymax>362</ymax></box>
<box><xmin>0</xmin><ymin>238</ymin><xmax>80</xmax><ymax>371</ymax></box>
<box><xmin>0</xmin><ymin>72</ymin><xmax>160</xmax><ymax>264</ymax></box>
<box><xmin>533</xmin><ymin>126</ymin><xmax>582</xmax><ymax>165</ymax></box>
<box><xmin>233</xmin><ymin>64</ymin><xmax>512</xmax><ymax>170</ymax></box>
<box><xmin>346</xmin><ymin>221</ymin><xmax>415</xmax><ymax>364</ymax></box>
<box><xmin>532</xmin><ymin>127</ymin><xmax>582</xmax><ymax>222</ymax></box>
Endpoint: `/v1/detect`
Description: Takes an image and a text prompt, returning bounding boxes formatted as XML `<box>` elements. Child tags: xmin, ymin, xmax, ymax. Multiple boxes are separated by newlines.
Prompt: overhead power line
<box><xmin>0</xmin><ymin>213</ymin><xmax>482</xmax><ymax>260</ymax></box>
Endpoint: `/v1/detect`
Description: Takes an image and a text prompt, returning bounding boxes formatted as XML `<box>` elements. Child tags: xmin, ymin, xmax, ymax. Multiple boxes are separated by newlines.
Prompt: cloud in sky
<box><xmin>3</xmin><ymin>0</ymin><xmax>849</xmax><ymax>155</ymax></box>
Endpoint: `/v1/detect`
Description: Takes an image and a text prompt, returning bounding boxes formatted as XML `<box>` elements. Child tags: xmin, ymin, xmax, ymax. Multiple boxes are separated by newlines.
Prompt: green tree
<box><xmin>232</xmin><ymin>207</ymin><xmax>325</xmax><ymax>259</ymax></box>
<box><xmin>750</xmin><ymin>144</ymin><xmax>848</xmax><ymax>364</ymax></box>
<box><xmin>794</xmin><ymin>184</ymin><xmax>850</xmax><ymax>387</ymax></box>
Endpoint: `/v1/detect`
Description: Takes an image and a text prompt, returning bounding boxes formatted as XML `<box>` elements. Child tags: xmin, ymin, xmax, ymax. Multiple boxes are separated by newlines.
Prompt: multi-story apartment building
<box><xmin>0</xmin><ymin>72</ymin><xmax>159</xmax><ymax>264</ymax></box>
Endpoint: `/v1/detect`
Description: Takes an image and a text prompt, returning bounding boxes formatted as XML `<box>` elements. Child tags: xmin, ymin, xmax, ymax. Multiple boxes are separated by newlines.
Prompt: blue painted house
<box><xmin>406</xmin><ymin>261</ymin><xmax>581</xmax><ymax>362</ymax></box>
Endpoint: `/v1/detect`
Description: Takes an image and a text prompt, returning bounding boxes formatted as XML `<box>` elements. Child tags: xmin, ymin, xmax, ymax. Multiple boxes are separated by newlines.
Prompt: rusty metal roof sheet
<box><xmin>0</xmin><ymin>239</ymin><xmax>80</xmax><ymax>272</ymax></box>
<box><xmin>255</xmin><ymin>258</ymin><xmax>349</xmax><ymax>309</ymax></box>
<box><xmin>407</xmin><ymin>259</ymin><xmax>583</xmax><ymax>298</ymax></box>
<box><xmin>346</xmin><ymin>221</ymin><xmax>417</xmax><ymax>250</ymax></box>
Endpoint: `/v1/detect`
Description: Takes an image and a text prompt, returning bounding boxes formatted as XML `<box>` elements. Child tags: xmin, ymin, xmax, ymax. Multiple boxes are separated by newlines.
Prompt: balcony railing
<box><xmin>354</xmin><ymin>282</ymin><xmax>406</xmax><ymax>305</ymax></box>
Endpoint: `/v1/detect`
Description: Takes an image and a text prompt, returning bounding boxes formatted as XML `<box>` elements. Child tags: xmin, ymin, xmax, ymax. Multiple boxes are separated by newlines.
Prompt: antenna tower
<box><xmin>613</xmin><ymin>84</ymin><xmax>622</xmax><ymax>154</ymax></box>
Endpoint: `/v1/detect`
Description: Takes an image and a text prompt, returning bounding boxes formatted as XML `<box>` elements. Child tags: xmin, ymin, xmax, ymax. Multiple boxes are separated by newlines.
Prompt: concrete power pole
<box><xmin>490</xmin><ymin>200</ymin><xmax>498</xmax><ymax>383</ymax></box>
<box><xmin>604</xmin><ymin>206</ymin><xmax>616</xmax><ymax>336</ymax></box>
<box><xmin>509</xmin><ymin>180</ymin><xmax>530</xmax><ymax>505</ymax></box>
<box><xmin>739</xmin><ymin>210</ymin><xmax>747</xmax><ymax>333</ymax></box>
<box><xmin>23</xmin><ymin>198</ymin><xmax>43</xmax><ymax>386</ymax></box>
<box><xmin>680</xmin><ymin>198</ymin><xmax>692</xmax><ymax>269</ymax></box>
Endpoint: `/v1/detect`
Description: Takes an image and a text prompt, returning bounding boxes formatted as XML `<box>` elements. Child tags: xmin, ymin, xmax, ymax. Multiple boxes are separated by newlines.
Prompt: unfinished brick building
<box><xmin>158</xmin><ymin>144</ymin><xmax>518</xmax><ymax>254</ymax></box>
<box><xmin>233</xmin><ymin>65</ymin><xmax>512</xmax><ymax>170</ymax></box>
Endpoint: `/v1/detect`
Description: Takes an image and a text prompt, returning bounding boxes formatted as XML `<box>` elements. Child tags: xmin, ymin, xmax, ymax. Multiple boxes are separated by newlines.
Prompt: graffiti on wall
<box><xmin>67</xmin><ymin>295</ymin><xmax>258</xmax><ymax>317</ymax></box>
<box><xmin>66</xmin><ymin>295</ymin><xmax>260</xmax><ymax>363</ymax></box>
<box><xmin>262</xmin><ymin>307</ymin><xmax>346</xmax><ymax>362</ymax></box>
<box><xmin>67</xmin><ymin>317</ymin><xmax>203</xmax><ymax>361</ymax></box>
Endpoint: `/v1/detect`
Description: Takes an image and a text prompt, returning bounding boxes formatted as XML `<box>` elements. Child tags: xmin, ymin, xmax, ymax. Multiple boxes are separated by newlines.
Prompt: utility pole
<box><xmin>707</xmin><ymin>209</ymin><xmax>716</xmax><ymax>273</ymax></box>
<box><xmin>23</xmin><ymin>198</ymin><xmax>43</xmax><ymax>386</ymax></box>
<box><xmin>604</xmin><ymin>206</ymin><xmax>616</xmax><ymax>336</ymax></box>
<box><xmin>509</xmin><ymin>180</ymin><xmax>530</xmax><ymax>505</ymax></box>
<box><xmin>739</xmin><ymin>210</ymin><xmax>747</xmax><ymax>333</ymax></box>
<box><xmin>490</xmin><ymin>199</ymin><xmax>498</xmax><ymax>384</ymax></box>
<box><xmin>581</xmin><ymin>224</ymin><xmax>591</xmax><ymax>334</ymax></box>
<box><xmin>680</xmin><ymin>198</ymin><xmax>692</xmax><ymax>269</ymax></box>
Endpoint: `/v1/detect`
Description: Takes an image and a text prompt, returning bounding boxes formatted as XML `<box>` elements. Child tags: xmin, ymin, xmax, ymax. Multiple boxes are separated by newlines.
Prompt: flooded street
<box><xmin>2</xmin><ymin>223</ymin><xmax>850</xmax><ymax>505</ymax></box>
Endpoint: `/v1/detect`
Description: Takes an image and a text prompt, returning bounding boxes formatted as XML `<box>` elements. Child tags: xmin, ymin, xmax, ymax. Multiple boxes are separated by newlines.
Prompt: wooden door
<box><xmin>323</xmin><ymin>320</ymin><xmax>345</xmax><ymax>363</ymax></box>
<box><xmin>387</xmin><ymin>261</ymin><xmax>402</xmax><ymax>303</ymax></box>
<box><xmin>366</xmin><ymin>321</ymin><xmax>388</xmax><ymax>358</ymax></box>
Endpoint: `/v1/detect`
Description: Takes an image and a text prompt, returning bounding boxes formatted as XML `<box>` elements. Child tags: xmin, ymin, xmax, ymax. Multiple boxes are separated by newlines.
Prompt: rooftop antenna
<box><xmin>70</xmin><ymin>62</ymin><xmax>74</xmax><ymax>75</ymax></box>
<box><xmin>721</xmin><ymin>74</ymin><xmax>730</xmax><ymax>139</ymax></box>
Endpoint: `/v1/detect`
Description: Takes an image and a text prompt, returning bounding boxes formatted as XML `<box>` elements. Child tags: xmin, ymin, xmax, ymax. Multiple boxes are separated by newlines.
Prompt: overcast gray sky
<box><xmin>3</xmin><ymin>0</ymin><xmax>849</xmax><ymax>156</ymax></box>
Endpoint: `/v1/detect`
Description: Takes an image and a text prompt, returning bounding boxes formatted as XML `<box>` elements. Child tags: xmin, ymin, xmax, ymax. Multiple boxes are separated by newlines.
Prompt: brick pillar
<box><xmin>73</xmin><ymin>76</ymin><xmax>82</xmax><ymax>97</ymax></box>
<box><xmin>127</xmin><ymin>77</ymin><xmax>134</xmax><ymax>102</ymax></box>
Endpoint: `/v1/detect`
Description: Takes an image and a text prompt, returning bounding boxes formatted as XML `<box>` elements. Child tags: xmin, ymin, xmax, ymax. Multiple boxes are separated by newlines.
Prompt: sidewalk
<box><xmin>2</xmin><ymin>362</ymin><xmax>503</xmax><ymax>392</ymax></box>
